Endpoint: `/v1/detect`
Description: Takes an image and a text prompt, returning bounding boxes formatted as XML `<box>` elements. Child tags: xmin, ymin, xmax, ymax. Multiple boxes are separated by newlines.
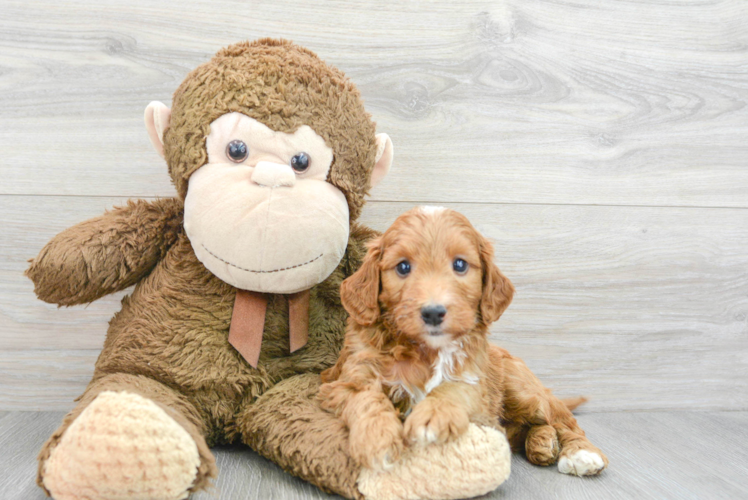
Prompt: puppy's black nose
<box><xmin>421</xmin><ymin>304</ymin><xmax>447</xmax><ymax>326</ymax></box>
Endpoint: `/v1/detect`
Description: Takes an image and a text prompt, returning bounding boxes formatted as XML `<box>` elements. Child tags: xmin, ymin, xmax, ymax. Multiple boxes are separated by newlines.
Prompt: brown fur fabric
<box><xmin>28</xmin><ymin>39</ymin><xmax>382</xmax><ymax>500</ymax></box>
<box><xmin>26</xmin><ymin>198</ymin><xmax>183</xmax><ymax>306</ymax></box>
<box><xmin>237</xmin><ymin>374</ymin><xmax>363</xmax><ymax>499</ymax></box>
<box><xmin>31</xmin><ymin>218</ymin><xmax>376</xmax><ymax>498</ymax></box>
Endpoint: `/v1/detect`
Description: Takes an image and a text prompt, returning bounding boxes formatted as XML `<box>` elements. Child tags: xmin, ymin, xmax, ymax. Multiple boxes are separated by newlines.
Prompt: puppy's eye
<box><xmin>453</xmin><ymin>258</ymin><xmax>468</xmax><ymax>275</ymax></box>
<box><xmin>395</xmin><ymin>260</ymin><xmax>411</xmax><ymax>277</ymax></box>
<box><xmin>226</xmin><ymin>140</ymin><xmax>248</xmax><ymax>163</ymax></box>
<box><xmin>290</xmin><ymin>152</ymin><xmax>310</xmax><ymax>173</ymax></box>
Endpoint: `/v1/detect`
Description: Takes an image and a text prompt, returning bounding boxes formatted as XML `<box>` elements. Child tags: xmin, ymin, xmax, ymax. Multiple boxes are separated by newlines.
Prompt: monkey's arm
<box><xmin>26</xmin><ymin>198</ymin><xmax>183</xmax><ymax>306</ymax></box>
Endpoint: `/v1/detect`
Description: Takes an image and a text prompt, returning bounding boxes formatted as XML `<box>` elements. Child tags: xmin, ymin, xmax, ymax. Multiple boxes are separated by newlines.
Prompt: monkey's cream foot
<box><xmin>357</xmin><ymin>423</ymin><xmax>511</xmax><ymax>500</ymax></box>
<box><xmin>42</xmin><ymin>391</ymin><xmax>201</xmax><ymax>500</ymax></box>
<box><xmin>558</xmin><ymin>449</ymin><xmax>607</xmax><ymax>476</ymax></box>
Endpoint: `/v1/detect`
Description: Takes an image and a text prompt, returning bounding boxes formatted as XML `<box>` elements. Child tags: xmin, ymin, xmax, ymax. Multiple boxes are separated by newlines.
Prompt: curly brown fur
<box><xmin>26</xmin><ymin>198</ymin><xmax>183</xmax><ymax>306</ymax></box>
<box><xmin>320</xmin><ymin>207</ymin><xmax>513</xmax><ymax>468</ymax></box>
<box><xmin>321</xmin><ymin>207</ymin><xmax>608</xmax><ymax>474</ymax></box>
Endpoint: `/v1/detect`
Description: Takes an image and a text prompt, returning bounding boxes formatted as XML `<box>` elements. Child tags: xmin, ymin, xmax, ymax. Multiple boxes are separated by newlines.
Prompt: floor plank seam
<box><xmin>2</xmin><ymin>193</ymin><xmax>748</xmax><ymax>211</ymax></box>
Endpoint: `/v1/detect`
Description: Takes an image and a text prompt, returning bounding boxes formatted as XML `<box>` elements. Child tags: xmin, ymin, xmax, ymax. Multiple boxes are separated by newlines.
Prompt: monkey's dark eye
<box><xmin>290</xmin><ymin>152</ymin><xmax>310</xmax><ymax>173</ymax></box>
<box><xmin>395</xmin><ymin>260</ymin><xmax>411</xmax><ymax>277</ymax></box>
<box><xmin>453</xmin><ymin>258</ymin><xmax>468</xmax><ymax>275</ymax></box>
<box><xmin>226</xmin><ymin>140</ymin><xmax>248</xmax><ymax>163</ymax></box>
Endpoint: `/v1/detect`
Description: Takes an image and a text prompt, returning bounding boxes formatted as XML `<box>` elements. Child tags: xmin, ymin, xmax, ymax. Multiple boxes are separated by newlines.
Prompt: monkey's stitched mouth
<box><xmin>201</xmin><ymin>244</ymin><xmax>323</xmax><ymax>274</ymax></box>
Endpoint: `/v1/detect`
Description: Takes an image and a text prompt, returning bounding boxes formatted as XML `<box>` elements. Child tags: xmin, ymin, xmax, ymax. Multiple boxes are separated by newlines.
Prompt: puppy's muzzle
<box><xmin>421</xmin><ymin>304</ymin><xmax>447</xmax><ymax>326</ymax></box>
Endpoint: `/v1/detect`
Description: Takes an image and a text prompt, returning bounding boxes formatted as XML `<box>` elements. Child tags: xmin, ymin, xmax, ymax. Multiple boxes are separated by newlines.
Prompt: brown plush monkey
<box><xmin>27</xmin><ymin>39</ymin><xmax>511</xmax><ymax>500</ymax></box>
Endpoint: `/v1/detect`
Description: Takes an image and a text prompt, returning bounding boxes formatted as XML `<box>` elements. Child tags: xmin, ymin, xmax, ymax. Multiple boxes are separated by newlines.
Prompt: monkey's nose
<box><xmin>252</xmin><ymin>161</ymin><xmax>296</xmax><ymax>188</ymax></box>
<box><xmin>421</xmin><ymin>304</ymin><xmax>447</xmax><ymax>326</ymax></box>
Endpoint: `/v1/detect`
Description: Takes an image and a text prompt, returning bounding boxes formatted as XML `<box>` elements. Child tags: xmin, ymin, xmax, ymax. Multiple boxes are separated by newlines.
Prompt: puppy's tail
<box><xmin>561</xmin><ymin>396</ymin><xmax>588</xmax><ymax>412</ymax></box>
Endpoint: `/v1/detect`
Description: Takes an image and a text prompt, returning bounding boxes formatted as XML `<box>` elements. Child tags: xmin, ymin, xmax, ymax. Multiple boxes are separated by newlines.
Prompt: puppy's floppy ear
<box><xmin>341</xmin><ymin>237</ymin><xmax>382</xmax><ymax>325</ymax></box>
<box><xmin>479</xmin><ymin>235</ymin><xmax>515</xmax><ymax>325</ymax></box>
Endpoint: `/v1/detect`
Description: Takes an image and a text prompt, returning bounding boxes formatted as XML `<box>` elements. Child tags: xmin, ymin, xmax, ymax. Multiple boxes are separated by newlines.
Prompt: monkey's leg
<box><xmin>236</xmin><ymin>373</ymin><xmax>362</xmax><ymax>498</ymax></box>
<box><xmin>38</xmin><ymin>373</ymin><xmax>217</xmax><ymax>500</ymax></box>
<box><xmin>236</xmin><ymin>373</ymin><xmax>511</xmax><ymax>500</ymax></box>
<box><xmin>500</xmin><ymin>353</ymin><xmax>608</xmax><ymax>476</ymax></box>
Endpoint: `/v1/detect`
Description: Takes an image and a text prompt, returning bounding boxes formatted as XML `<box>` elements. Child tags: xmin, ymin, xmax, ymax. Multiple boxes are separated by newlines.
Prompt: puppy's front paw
<box><xmin>558</xmin><ymin>449</ymin><xmax>608</xmax><ymax>476</ymax></box>
<box><xmin>349</xmin><ymin>412</ymin><xmax>404</xmax><ymax>470</ymax></box>
<box><xmin>404</xmin><ymin>398</ymin><xmax>469</xmax><ymax>446</ymax></box>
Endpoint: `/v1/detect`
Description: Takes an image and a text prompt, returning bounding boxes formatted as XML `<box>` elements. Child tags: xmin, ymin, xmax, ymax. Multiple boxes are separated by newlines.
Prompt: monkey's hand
<box><xmin>26</xmin><ymin>198</ymin><xmax>183</xmax><ymax>305</ymax></box>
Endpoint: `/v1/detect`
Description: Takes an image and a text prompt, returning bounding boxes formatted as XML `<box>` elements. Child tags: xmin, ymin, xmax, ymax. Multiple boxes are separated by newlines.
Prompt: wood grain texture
<box><xmin>2</xmin><ymin>196</ymin><xmax>746</xmax><ymax>411</ymax></box>
<box><xmin>1</xmin><ymin>1</ymin><xmax>747</xmax><ymax>413</ymax></box>
<box><xmin>1</xmin><ymin>0</ymin><xmax>747</xmax><ymax>206</ymax></box>
<box><xmin>0</xmin><ymin>350</ymin><xmax>97</xmax><ymax>411</ymax></box>
<box><xmin>2</xmin><ymin>411</ymin><xmax>747</xmax><ymax>499</ymax></box>
<box><xmin>0</xmin><ymin>196</ymin><xmax>134</xmax><ymax>352</ymax></box>
<box><xmin>364</xmin><ymin>202</ymin><xmax>748</xmax><ymax>413</ymax></box>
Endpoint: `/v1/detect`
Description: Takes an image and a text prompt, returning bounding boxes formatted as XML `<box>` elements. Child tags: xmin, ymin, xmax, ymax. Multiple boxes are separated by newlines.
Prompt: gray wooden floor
<box><xmin>2</xmin><ymin>0</ymin><xmax>747</xmax><ymax>415</ymax></box>
<box><xmin>2</xmin><ymin>410</ymin><xmax>746</xmax><ymax>500</ymax></box>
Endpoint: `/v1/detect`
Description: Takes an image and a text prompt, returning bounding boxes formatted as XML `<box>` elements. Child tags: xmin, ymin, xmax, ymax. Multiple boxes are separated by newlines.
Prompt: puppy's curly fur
<box><xmin>319</xmin><ymin>207</ymin><xmax>608</xmax><ymax>476</ymax></box>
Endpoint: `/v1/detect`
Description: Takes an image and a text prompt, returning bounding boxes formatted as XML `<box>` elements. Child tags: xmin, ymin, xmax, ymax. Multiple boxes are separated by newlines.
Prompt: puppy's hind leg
<box><xmin>501</xmin><ymin>354</ymin><xmax>608</xmax><ymax>476</ymax></box>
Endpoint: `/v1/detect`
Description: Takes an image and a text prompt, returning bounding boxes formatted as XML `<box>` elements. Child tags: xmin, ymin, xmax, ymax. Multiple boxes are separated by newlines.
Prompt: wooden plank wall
<box><xmin>1</xmin><ymin>0</ymin><xmax>746</xmax><ymax>411</ymax></box>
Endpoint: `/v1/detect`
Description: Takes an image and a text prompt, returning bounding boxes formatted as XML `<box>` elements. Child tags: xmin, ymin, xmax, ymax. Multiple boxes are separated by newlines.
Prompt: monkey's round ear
<box><xmin>370</xmin><ymin>133</ymin><xmax>393</xmax><ymax>189</ymax></box>
<box><xmin>144</xmin><ymin>101</ymin><xmax>172</xmax><ymax>158</ymax></box>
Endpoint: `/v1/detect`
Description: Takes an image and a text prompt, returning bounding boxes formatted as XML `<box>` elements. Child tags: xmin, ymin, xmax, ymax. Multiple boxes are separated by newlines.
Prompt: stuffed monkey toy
<box><xmin>27</xmin><ymin>39</ymin><xmax>511</xmax><ymax>500</ymax></box>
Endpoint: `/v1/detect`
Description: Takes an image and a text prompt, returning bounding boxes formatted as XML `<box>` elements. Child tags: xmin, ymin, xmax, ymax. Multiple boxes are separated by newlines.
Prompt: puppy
<box><xmin>319</xmin><ymin>207</ymin><xmax>608</xmax><ymax>476</ymax></box>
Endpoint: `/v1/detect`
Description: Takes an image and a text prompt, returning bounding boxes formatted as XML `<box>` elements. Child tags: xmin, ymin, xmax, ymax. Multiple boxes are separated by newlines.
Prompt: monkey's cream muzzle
<box><xmin>251</xmin><ymin>161</ymin><xmax>296</xmax><ymax>188</ymax></box>
<box><xmin>183</xmin><ymin>112</ymin><xmax>349</xmax><ymax>295</ymax></box>
<box><xmin>185</xmin><ymin>166</ymin><xmax>348</xmax><ymax>294</ymax></box>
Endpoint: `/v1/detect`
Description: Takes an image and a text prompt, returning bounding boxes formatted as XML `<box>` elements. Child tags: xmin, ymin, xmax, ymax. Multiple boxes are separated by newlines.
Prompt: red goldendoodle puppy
<box><xmin>319</xmin><ymin>206</ymin><xmax>608</xmax><ymax>476</ymax></box>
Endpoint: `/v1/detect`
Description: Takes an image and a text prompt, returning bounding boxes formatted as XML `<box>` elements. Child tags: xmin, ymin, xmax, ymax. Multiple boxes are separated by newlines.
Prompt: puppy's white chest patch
<box><xmin>385</xmin><ymin>340</ymin><xmax>478</xmax><ymax>416</ymax></box>
<box><xmin>424</xmin><ymin>341</ymin><xmax>478</xmax><ymax>395</ymax></box>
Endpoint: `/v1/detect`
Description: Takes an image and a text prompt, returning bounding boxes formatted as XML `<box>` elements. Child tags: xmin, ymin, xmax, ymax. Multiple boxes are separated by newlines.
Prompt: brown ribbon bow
<box><xmin>228</xmin><ymin>289</ymin><xmax>310</xmax><ymax>368</ymax></box>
